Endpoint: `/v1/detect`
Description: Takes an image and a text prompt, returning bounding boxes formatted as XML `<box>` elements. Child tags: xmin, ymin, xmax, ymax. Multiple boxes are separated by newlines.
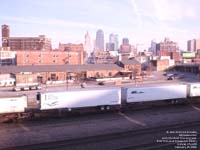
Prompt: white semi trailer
<box><xmin>0</xmin><ymin>95</ymin><xmax>28</xmax><ymax>114</ymax></box>
<box><xmin>38</xmin><ymin>88</ymin><xmax>121</xmax><ymax>111</ymax></box>
<box><xmin>0</xmin><ymin>95</ymin><xmax>28</xmax><ymax>122</ymax></box>
<box><xmin>121</xmin><ymin>84</ymin><xmax>187</xmax><ymax>103</ymax></box>
<box><xmin>188</xmin><ymin>83</ymin><xmax>200</xmax><ymax>97</ymax></box>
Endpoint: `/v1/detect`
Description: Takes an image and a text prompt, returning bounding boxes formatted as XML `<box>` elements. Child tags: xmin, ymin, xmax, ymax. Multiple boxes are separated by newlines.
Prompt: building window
<box><xmin>96</xmin><ymin>72</ymin><xmax>100</xmax><ymax>78</ymax></box>
<box><xmin>25</xmin><ymin>59</ymin><xmax>29</xmax><ymax>63</ymax></box>
<box><xmin>109</xmin><ymin>72</ymin><xmax>112</xmax><ymax>77</ymax></box>
<box><xmin>50</xmin><ymin>74</ymin><xmax>56</xmax><ymax>81</ymax></box>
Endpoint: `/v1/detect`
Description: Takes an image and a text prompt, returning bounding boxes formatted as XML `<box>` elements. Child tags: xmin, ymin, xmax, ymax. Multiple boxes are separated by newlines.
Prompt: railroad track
<box><xmin>0</xmin><ymin>103</ymin><xmax>198</xmax><ymax>130</ymax></box>
<box><xmin>3</xmin><ymin>121</ymin><xmax>200</xmax><ymax>150</ymax></box>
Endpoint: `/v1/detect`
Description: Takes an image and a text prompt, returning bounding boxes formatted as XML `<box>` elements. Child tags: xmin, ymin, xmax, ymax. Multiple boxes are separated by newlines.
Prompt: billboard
<box><xmin>182</xmin><ymin>52</ymin><xmax>196</xmax><ymax>58</ymax></box>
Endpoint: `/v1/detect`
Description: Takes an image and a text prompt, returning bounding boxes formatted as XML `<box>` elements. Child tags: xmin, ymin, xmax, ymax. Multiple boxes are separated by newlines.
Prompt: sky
<box><xmin>0</xmin><ymin>0</ymin><xmax>200</xmax><ymax>50</ymax></box>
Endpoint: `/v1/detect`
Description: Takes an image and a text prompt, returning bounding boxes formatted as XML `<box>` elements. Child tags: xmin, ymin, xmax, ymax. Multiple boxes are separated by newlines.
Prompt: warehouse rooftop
<box><xmin>0</xmin><ymin>64</ymin><xmax>123</xmax><ymax>73</ymax></box>
<box><xmin>120</xmin><ymin>59</ymin><xmax>141</xmax><ymax>65</ymax></box>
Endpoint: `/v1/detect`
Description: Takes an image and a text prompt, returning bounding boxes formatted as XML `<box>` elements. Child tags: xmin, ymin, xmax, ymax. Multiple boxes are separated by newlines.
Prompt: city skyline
<box><xmin>0</xmin><ymin>0</ymin><xmax>200</xmax><ymax>50</ymax></box>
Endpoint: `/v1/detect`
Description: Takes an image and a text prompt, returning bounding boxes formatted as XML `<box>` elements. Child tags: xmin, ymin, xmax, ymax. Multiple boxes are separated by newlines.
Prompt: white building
<box><xmin>0</xmin><ymin>47</ymin><xmax>16</xmax><ymax>66</ymax></box>
<box><xmin>84</xmin><ymin>31</ymin><xmax>92</xmax><ymax>63</ymax></box>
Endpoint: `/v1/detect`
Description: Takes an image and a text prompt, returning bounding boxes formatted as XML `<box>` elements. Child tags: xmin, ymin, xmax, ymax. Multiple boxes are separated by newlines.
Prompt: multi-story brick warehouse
<box><xmin>59</xmin><ymin>43</ymin><xmax>83</xmax><ymax>52</ymax></box>
<box><xmin>2</xmin><ymin>24</ymin><xmax>52</xmax><ymax>50</ymax></box>
<box><xmin>156</xmin><ymin>38</ymin><xmax>179</xmax><ymax>56</ymax></box>
<box><xmin>16</xmin><ymin>50</ymin><xmax>84</xmax><ymax>65</ymax></box>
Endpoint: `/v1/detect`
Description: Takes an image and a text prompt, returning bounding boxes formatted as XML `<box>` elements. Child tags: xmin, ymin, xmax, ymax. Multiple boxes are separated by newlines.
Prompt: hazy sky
<box><xmin>0</xmin><ymin>0</ymin><xmax>200</xmax><ymax>50</ymax></box>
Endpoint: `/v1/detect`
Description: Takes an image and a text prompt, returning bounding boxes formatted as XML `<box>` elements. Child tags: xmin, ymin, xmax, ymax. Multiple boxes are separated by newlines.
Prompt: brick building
<box><xmin>119</xmin><ymin>38</ymin><xmax>132</xmax><ymax>54</ymax></box>
<box><xmin>117</xmin><ymin>59</ymin><xmax>142</xmax><ymax>77</ymax></box>
<box><xmin>59</xmin><ymin>43</ymin><xmax>83</xmax><ymax>52</ymax></box>
<box><xmin>58</xmin><ymin>43</ymin><xmax>84</xmax><ymax>63</ymax></box>
<box><xmin>0</xmin><ymin>64</ymin><xmax>123</xmax><ymax>85</ymax></box>
<box><xmin>16</xmin><ymin>50</ymin><xmax>83</xmax><ymax>66</ymax></box>
<box><xmin>156</xmin><ymin>38</ymin><xmax>179</xmax><ymax>56</ymax></box>
<box><xmin>91</xmin><ymin>51</ymin><xmax>117</xmax><ymax>64</ymax></box>
<box><xmin>151</xmin><ymin>59</ymin><xmax>169</xmax><ymax>71</ymax></box>
<box><xmin>2</xmin><ymin>25</ymin><xmax>52</xmax><ymax>50</ymax></box>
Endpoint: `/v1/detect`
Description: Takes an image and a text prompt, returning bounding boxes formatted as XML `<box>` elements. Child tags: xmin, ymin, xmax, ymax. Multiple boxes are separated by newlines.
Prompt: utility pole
<box><xmin>66</xmin><ymin>72</ymin><xmax>68</xmax><ymax>90</ymax></box>
<box><xmin>132</xmin><ymin>68</ymin><xmax>137</xmax><ymax>86</ymax></box>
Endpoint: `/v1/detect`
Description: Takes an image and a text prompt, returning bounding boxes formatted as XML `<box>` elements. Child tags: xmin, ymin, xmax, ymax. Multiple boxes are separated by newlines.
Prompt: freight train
<box><xmin>1</xmin><ymin>83</ymin><xmax>200</xmax><ymax>122</ymax></box>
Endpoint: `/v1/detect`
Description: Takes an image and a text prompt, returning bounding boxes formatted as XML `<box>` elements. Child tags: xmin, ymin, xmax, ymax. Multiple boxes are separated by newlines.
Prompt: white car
<box><xmin>22</xmin><ymin>87</ymin><xmax>29</xmax><ymax>91</ymax></box>
<box><xmin>37</xmin><ymin>86</ymin><xmax>42</xmax><ymax>90</ymax></box>
<box><xmin>13</xmin><ymin>87</ymin><xmax>21</xmax><ymax>92</ymax></box>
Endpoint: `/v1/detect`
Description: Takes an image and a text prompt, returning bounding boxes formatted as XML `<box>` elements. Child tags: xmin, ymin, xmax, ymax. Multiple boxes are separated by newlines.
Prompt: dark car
<box><xmin>98</xmin><ymin>82</ymin><xmax>105</xmax><ymax>85</ymax></box>
<box><xmin>167</xmin><ymin>76</ymin><xmax>174</xmax><ymax>80</ymax></box>
<box><xmin>80</xmin><ymin>82</ymin><xmax>86</xmax><ymax>88</ymax></box>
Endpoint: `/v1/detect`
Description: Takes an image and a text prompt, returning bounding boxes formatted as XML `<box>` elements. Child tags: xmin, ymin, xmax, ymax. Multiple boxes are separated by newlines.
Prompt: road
<box><xmin>0</xmin><ymin>71</ymin><xmax>198</xmax><ymax>97</ymax></box>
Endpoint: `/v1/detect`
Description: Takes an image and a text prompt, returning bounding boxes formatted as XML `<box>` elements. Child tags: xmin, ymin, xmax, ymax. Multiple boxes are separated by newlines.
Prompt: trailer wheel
<box><xmin>106</xmin><ymin>106</ymin><xmax>110</xmax><ymax>110</ymax></box>
<box><xmin>100</xmin><ymin>106</ymin><xmax>105</xmax><ymax>111</ymax></box>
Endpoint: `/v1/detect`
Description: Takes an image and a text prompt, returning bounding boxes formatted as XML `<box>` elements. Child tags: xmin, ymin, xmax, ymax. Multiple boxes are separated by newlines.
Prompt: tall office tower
<box><xmin>106</xmin><ymin>42</ymin><xmax>115</xmax><ymax>51</ymax></box>
<box><xmin>119</xmin><ymin>37</ymin><xmax>131</xmax><ymax>53</ymax></box>
<box><xmin>187</xmin><ymin>39</ymin><xmax>200</xmax><ymax>52</ymax></box>
<box><xmin>150</xmin><ymin>39</ymin><xmax>157</xmax><ymax>56</ymax></box>
<box><xmin>122</xmin><ymin>38</ymin><xmax>129</xmax><ymax>45</ymax></box>
<box><xmin>196</xmin><ymin>39</ymin><xmax>200</xmax><ymax>51</ymax></box>
<box><xmin>95</xmin><ymin>29</ymin><xmax>104</xmax><ymax>51</ymax></box>
<box><xmin>84</xmin><ymin>31</ymin><xmax>92</xmax><ymax>55</ymax></box>
<box><xmin>2</xmin><ymin>24</ymin><xmax>10</xmax><ymax>47</ymax></box>
<box><xmin>187</xmin><ymin>39</ymin><xmax>196</xmax><ymax>52</ymax></box>
<box><xmin>109</xmin><ymin>33</ymin><xmax>118</xmax><ymax>51</ymax></box>
<box><xmin>84</xmin><ymin>31</ymin><xmax>92</xmax><ymax>63</ymax></box>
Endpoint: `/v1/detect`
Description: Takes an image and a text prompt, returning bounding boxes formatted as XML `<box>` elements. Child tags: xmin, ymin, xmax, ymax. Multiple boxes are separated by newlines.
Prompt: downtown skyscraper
<box><xmin>109</xmin><ymin>33</ymin><xmax>118</xmax><ymax>51</ymax></box>
<box><xmin>84</xmin><ymin>31</ymin><xmax>92</xmax><ymax>63</ymax></box>
<box><xmin>95</xmin><ymin>29</ymin><xmax>104</xmax><ymax>51</ymax></box>
<box><xmin>84</xmin><ymin>31</ymin><xmax>92</xmax><ymax>55</ymax></box>
<box><xmin>187</xmin><ymin>39</ymin><xmax>200</xmax><ymax>52</ymax></box>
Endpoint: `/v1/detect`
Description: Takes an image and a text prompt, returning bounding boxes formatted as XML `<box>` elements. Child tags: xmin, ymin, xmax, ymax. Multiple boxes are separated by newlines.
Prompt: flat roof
<box><xmin>0</xmin><ymin>64</ymin><xmax>123</xmax><ymax>74</ymax></box>
<box><xmin>120</xmin><ymin>59</ymin><xmax>141</xmax><ymax>65</ymax></box>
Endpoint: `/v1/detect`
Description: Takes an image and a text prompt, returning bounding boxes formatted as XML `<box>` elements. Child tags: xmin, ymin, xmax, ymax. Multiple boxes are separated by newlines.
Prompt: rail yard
<box><xmin>0</xmin><ymin>71</ymin><xmax>200</xmax><ymax>149</ymax></box>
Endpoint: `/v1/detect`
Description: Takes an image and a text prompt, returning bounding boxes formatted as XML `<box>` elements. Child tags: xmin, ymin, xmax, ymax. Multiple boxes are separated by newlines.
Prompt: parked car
<box><xmin>167</xmin><ymin>76</ymin><xmax>174</xmax><ymax>80</ymax></box>
<box><xmin>98</xmin><ymin>82</ymin><xmax>105</xmax><ymax>85</ymax></box>
<box><xmin>37</xmin><ymin>85</ymin><xmax>42</xmax><ymax>90</ymax></box>
<box><xmin>80</xmin><ymin>82</ymin><xmax>86</xmax><ymax>88</ymax></box>
<box><xmin>12</xmin><ymin>86</ymin><xmax>21</xmax><ymax>92</ymax></box>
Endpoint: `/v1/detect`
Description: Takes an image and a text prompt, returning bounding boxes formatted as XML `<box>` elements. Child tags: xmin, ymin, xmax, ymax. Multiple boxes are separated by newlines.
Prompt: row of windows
<box><xmin>25</xmin><ymin>54</ymin><xmax>59</xmax><ymax>57</ymax></box>
<box><xmin>24</xmin><ymin>60</ymin><xmax>58</xmax><ymax>63</ymax></box>
<box><xmin>0</xmin><ymin>81</ymin><xmax>14</xmax><ymax>85</ymax></box>
<box><xmin>95</xmin><ymin>72</ymin><xmax>112</xmax><ymax>77</ymax></box>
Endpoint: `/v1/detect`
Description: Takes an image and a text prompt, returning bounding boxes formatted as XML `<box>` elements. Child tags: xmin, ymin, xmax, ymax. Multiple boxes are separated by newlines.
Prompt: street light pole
<box><xmin>66</xmin><ymin>72</ymin><xmax>68</xmax><ymax>90</ymax></box>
